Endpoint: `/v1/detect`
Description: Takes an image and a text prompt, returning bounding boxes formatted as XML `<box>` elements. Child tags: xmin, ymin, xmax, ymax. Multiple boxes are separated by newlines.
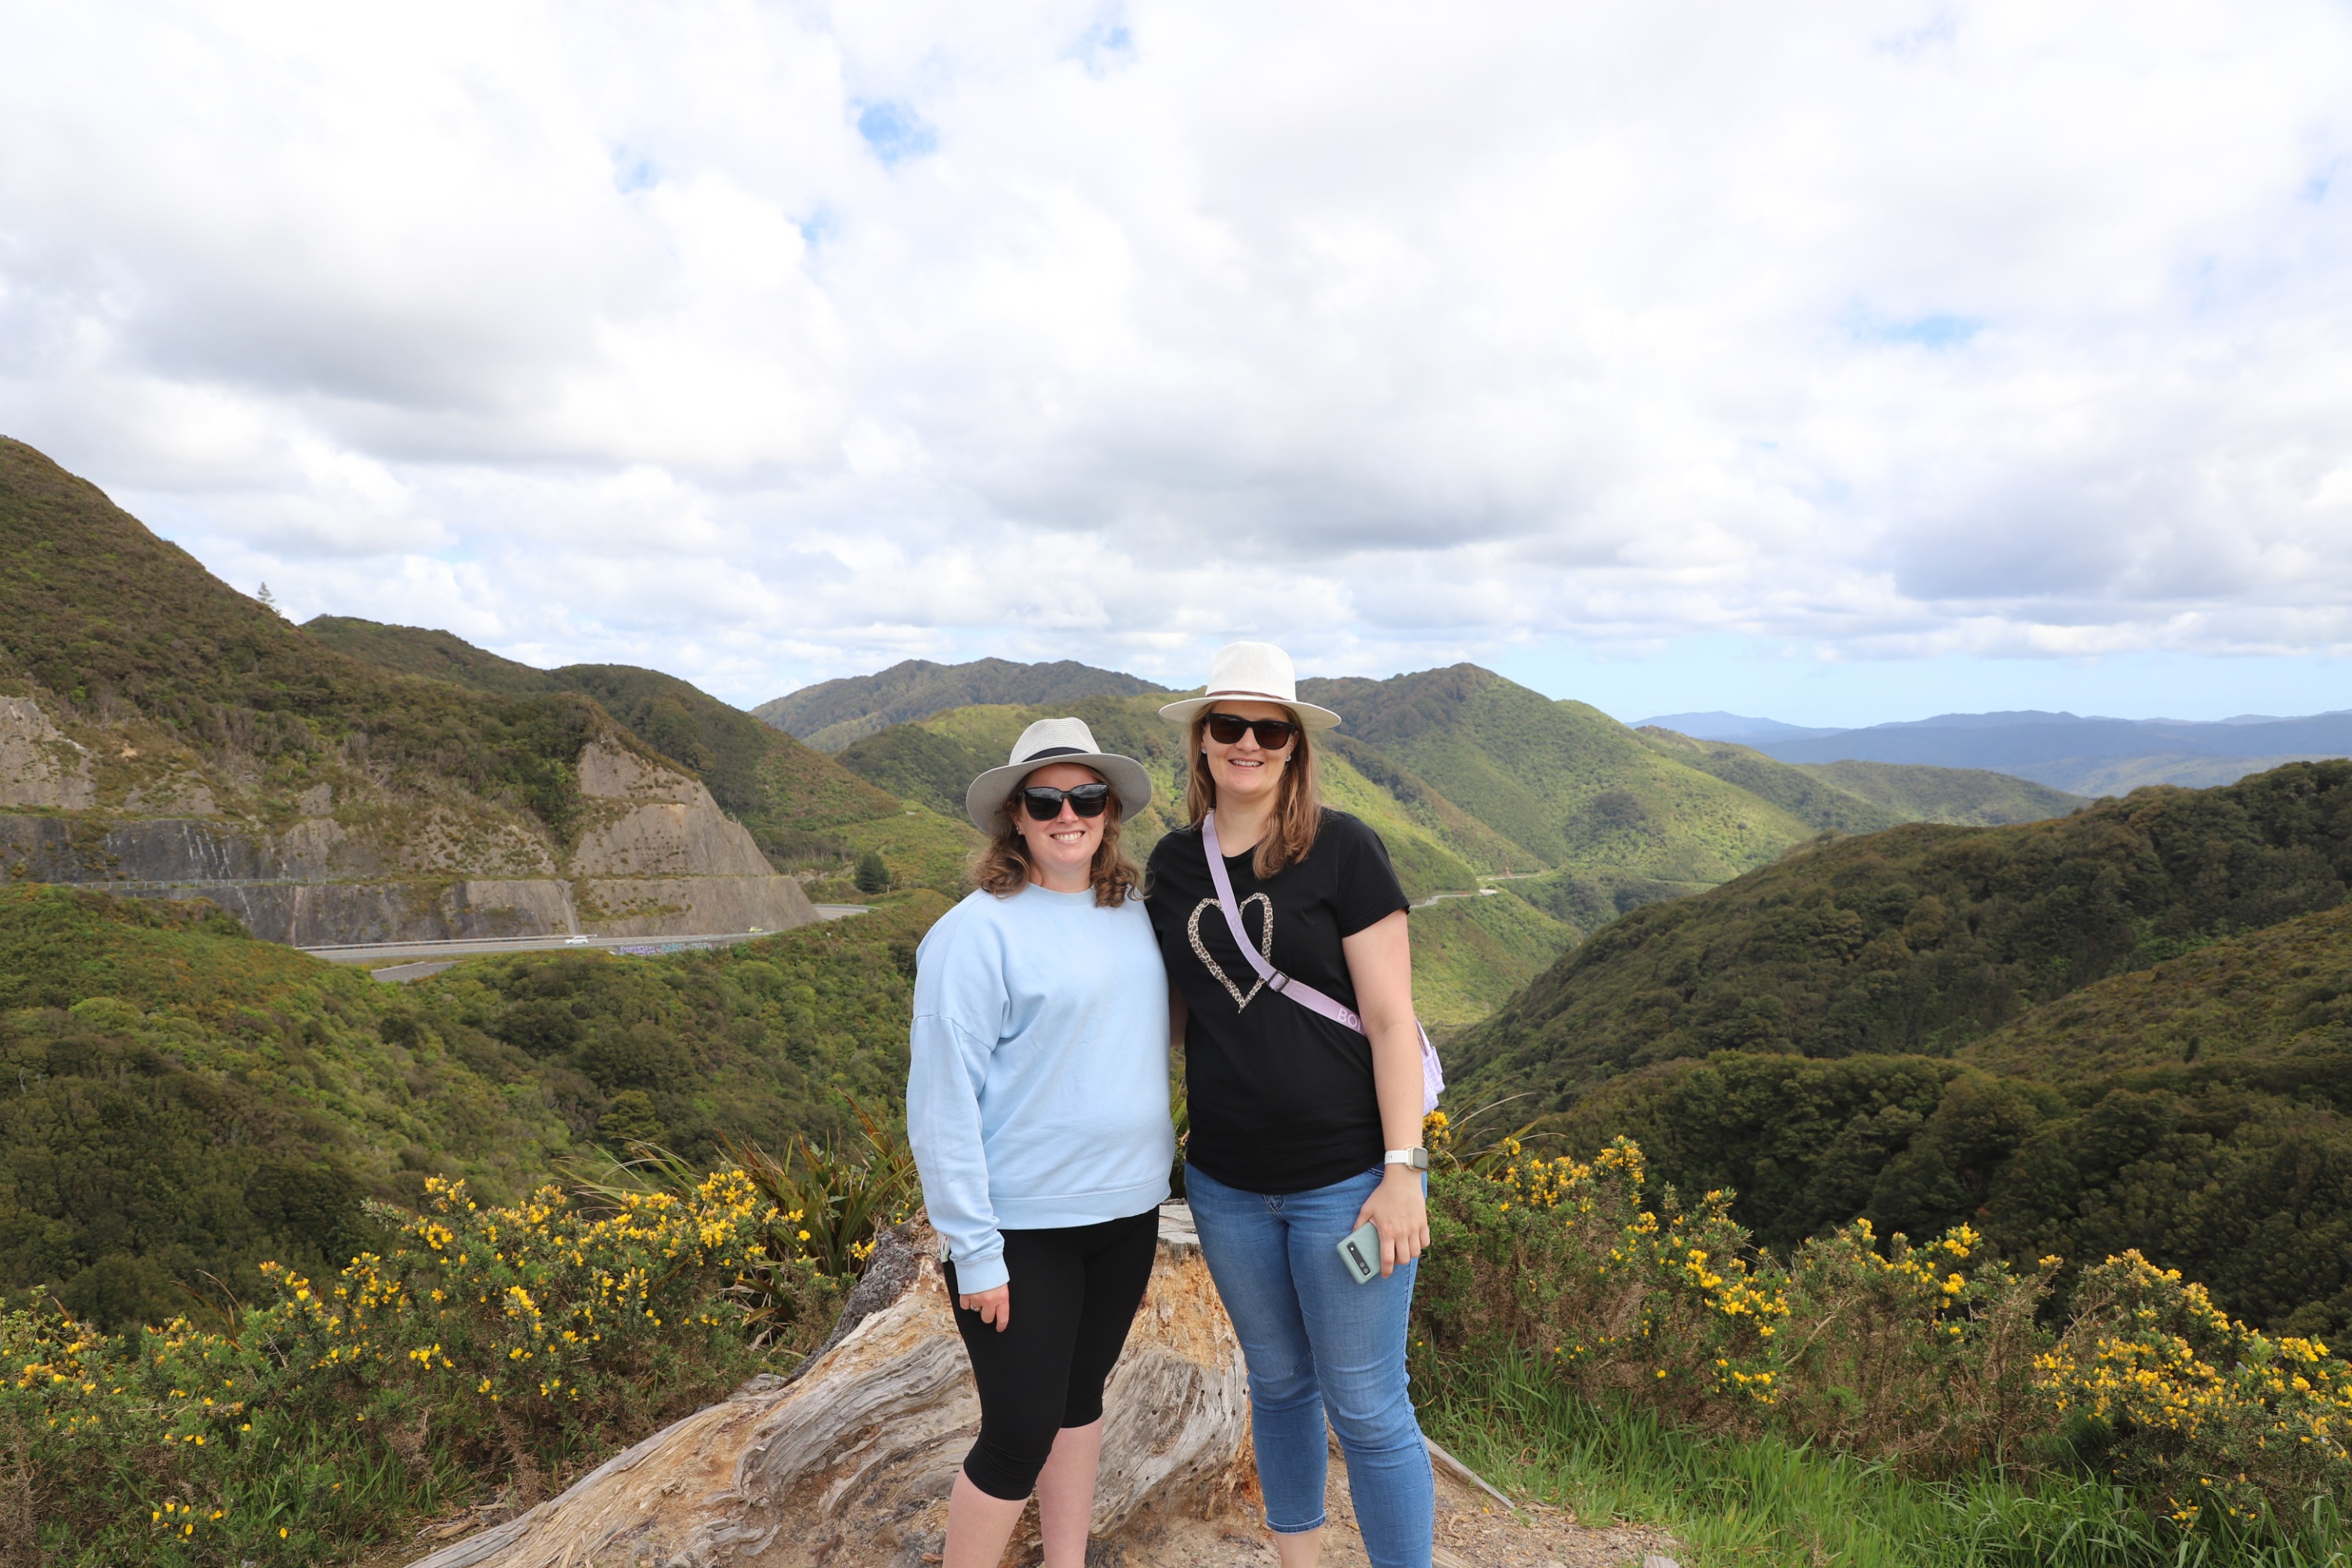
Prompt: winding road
<box><xmin>305</xmin><ymin>906</ymin><xmax>873</xmax><ymax>982</ymax></box>
<box><xmin>1411</xmin><ymin>887</ymin><xmax>1502</xmax><ymax>909</ymax></box>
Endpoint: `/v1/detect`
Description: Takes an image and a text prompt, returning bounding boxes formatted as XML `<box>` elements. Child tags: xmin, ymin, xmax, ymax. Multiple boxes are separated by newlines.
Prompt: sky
<box><xmin>4</xmin><ymin>2</ymin><xmax>2352</xmax><ymax>727</ymax></box>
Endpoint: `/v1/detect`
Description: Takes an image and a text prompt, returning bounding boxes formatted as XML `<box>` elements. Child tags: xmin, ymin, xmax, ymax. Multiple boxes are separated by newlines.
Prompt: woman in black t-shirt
<box><xmin>1144</xmin><ymin>641</ymin><xmax>1435</xmax><ymax>1568</ymax></box>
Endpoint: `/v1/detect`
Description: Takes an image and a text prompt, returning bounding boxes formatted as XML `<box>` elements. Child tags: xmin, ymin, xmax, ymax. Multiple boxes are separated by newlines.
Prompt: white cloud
<box><xmin>3</xmin><ymin>0</ymin><xmax>2351</xmax><ymax>706</ymax></box>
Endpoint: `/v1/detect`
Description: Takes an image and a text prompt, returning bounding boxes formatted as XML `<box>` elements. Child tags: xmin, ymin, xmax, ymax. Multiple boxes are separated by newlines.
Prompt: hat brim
<box><xmin>1156</xmin><ymin>692</ymin><xmax>1342</xmax><ymax>730</ymax></box>
<box><xmin>964</xmin><ymin>752</ymin><xmax>1156</xmax><ymax>830</ymax></box>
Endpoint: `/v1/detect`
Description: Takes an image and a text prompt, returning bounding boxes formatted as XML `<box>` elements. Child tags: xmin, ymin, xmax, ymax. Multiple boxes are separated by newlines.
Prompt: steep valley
<box><xmin>816</xmin><ymin>665</ymin><xmax>2095</xmax><ymax>1023</ymax></box>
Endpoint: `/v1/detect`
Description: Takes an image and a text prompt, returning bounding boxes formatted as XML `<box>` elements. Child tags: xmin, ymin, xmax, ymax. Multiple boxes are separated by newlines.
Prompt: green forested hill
<box><xmin>1298</xmin><ymin>666</ymin><xmax>1819</xmax><ymax>891</ymax></box>
<box><xmin>2</xmin><ymin>442</ymin><xmax>976</xmax><ymax>902</ymax></box>
<box><xmin>555</xmin><ymin>664</ymin><xmax>915</xmax><ymax>863</ymax></box>
<box><xmin>1455</xmin><ymin>761</ymin><xmax>2352</xmax><ymax>1111</ymax></box>
<box><xmin>0</xmin><ymin>439</ymin><xmax>621</xmax><ymax>837</ymax></box>
<box><xmin>1632</xmin><ymin>727</ymin><xmax>1910</xmax><ymax>835</ymax></box>
<box><xmin>292</xmin><ymin>616</ymin><xmax>557</xmax><ymax>697</ymax></box>
<box><xmin>0</xmin><ymin>883</ymin><xmax>949</xmax><ymax>1330</ymax></box>
<box><xmin>1318</xmin><ymin>730</ymin><xmax>1541</xmax><ymax>879</ymax></box>
<box><xmin>1540</xmin><ymin>900</ymin><xmax>2352</xmax><ymax>1333</ymax></box>
<box><xmin>756</xmin><ymin>657</ymin><xmax>1168</xmax><ymax>752</ymax></box>
<box><xmin>1792</xmin><ymin>757</ymin><xmax>2091</xmax><ymax>826</ymax></box>
<box><xmin>303</xmin><ymin>616</ymin><xmax>966</xmax><ymax>881</ymax></box>
<box><xmin>1959</xmin><ymin>899</ymin><xmax>2352</xmax><ymax>1082</ymax></box>
<box><xmin>1414</xmin><ymin>739</ymin><xmax>2352</xmax><ymax>1336</ymax></box>
<box><xmin>834</xmin><ymin>710</ymin><xmax>1011</xmax><ymax>820</ymax></box>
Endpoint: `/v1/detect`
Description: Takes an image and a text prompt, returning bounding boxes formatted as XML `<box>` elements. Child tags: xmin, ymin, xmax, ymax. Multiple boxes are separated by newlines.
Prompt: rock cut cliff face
<box><xmin>571</xmin><ymin>741</ymin><xmax>778</xmax><ymax>879</ymax></box>
<box><xmin>561</xmin><ymin>739</ymin><xmax>818</xmax><ymax>938</ymax></box>
<box><xmin>0</xmin><ymin>699</ymin><xmax>817</xmax><ymax>947</ymax></box>
<box><xmin>0</xmin><ymin>696</ymin><xmax>94</xmax><ymax>811</ymax></box>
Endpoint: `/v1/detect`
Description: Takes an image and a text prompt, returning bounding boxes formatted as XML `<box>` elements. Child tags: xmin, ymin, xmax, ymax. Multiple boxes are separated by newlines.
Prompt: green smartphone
<box><xmin>1337</xmin><ymin>1218</ymin><xmax>1381</xmax><ymax>1285</ymax></box>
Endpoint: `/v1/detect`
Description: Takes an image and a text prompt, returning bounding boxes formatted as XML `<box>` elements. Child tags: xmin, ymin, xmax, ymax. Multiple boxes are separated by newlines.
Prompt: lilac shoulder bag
<box><xmin>1201</xmin><ymin>811</ymin><xmax>1444</xmax><ymax>1114</ymax></box>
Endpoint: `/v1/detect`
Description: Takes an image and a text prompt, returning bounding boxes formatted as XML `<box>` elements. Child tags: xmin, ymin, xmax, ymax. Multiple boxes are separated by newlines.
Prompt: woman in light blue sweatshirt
<box><xmin>906</xmin><ymin>716</ymin><xmax>1173</xmax><ymax>1568</ymax></box>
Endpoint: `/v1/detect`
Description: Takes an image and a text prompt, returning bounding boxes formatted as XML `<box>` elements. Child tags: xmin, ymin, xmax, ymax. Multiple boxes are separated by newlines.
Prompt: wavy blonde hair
<box><xmin>1182</xmin><ymin>710</ymin><xmax>1323</xmax><ymax>878</ymax></box>
<box><xmin>969</xmin><ymin>772</ymin><xmax>1142</xmax><ymax>906</ymax></box>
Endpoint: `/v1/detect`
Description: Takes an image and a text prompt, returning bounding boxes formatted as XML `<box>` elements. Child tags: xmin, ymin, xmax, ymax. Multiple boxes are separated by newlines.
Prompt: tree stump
<box><xmin>405</xmin><ymin>1204</ymin><xmax>1258</xmax><ymax>1568</ymax></box>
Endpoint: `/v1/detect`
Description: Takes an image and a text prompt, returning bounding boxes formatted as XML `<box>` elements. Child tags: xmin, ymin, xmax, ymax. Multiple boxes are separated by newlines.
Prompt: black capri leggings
<box><xmin>942</xmin><ymin>1207</ymin><xmax>1160</xmax><ymax>1501</ymax></box>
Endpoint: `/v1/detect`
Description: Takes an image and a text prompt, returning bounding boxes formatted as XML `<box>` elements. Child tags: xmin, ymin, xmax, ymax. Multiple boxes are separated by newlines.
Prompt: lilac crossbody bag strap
<box><xmin>1201</xmin><ymin>811</ymin><xmax>1444</xmax><ymax>1114</ymax></box>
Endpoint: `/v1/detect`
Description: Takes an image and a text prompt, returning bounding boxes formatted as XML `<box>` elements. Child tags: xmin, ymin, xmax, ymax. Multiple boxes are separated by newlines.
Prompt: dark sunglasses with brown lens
<box><xmin>1019</xmin><ymin>782</ymin><xmax>1113</xmax><ymax>821</ymax></box>
<box><xmin>1203</xmin><ymin>713</ymin><xmax>1301</xmax><ymax>750</ymax></box>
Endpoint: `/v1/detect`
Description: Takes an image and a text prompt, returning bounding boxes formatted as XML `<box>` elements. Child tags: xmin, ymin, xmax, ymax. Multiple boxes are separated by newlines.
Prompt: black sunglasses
<box><xmin>1203</xmin><ymin>713</ymin><xmax>1301</xmax><ymax>750</ymax></box>
<box><xmin>1019</xmin><ymin>782</ymin><xmax>1113</xmax><ymax>822</ymax></box>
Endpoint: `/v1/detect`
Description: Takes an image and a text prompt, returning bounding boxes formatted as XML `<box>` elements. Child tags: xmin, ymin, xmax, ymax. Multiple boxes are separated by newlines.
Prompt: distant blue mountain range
<box><xmin>1631</xmin><ymin>709</ymin><xmax>2352</xmax><ymax>797</ymax></box>
<box><xmin>1632</xmin><ymin>710</ymin><xmax>1848</xmax><ymax>742</ymax></box>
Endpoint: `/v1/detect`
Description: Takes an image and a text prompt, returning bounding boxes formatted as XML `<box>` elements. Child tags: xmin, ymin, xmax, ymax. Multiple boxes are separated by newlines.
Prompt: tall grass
<box><xmin>1421</xmin><ymin>1350</ymin><xmax>2352</xmax><ymax>1568</ymax></box>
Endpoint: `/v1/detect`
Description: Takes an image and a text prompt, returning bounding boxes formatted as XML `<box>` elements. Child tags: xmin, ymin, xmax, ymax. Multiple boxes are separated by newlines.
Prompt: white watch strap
<box><xmin>1384</xmin><ymin>1149</ymin><xmax>1420</xmax><ymax>1163</ymax></box>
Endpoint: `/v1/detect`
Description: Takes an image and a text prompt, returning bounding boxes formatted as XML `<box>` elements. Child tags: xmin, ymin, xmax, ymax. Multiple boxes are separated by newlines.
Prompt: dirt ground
<box><xmin>973</xmin><ymin>1440</ymin><xmax>1679</xmax><ymax>1568</ymax></box>
<box><xmin>379</xmin><ymin>1437</ymin><xmax>1679</xmax><ymax>1568</ymax></box>
<box><xmin>1223</xmin><ymin>1450</ymin><xmax>1672</xmax><ymax>1568</ymax></box>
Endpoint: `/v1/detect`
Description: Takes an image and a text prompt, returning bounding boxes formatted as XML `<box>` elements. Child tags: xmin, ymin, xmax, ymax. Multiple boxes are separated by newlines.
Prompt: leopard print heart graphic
<box><xmin>1185</xmin><ymin>893</ymin><xmax>1275</xmax><ymax>1009</ymax></box>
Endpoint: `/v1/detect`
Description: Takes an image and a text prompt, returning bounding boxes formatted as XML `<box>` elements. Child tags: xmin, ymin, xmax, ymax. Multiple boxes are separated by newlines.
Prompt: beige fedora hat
<box><xmin>964</xmin><ymin>717</ymin><xmax>1156</xmax><ymax>829</ymax></box>
<box><xmin>1158</xmin><ymin>641</ymin><xmax>1341</xmax><ymax>731</ymax></box>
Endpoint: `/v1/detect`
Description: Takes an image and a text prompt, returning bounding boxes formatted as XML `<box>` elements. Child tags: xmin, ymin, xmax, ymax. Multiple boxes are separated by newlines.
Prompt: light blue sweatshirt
<box><xmin>906</xmin><ymin>883</ymin><xmax>1174</xmax><ymax>1294</ymax></box>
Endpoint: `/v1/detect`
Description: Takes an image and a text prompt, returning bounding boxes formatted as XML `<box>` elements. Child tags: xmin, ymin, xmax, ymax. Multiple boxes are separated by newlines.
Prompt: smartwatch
<box><xmin>1383</xmin><ymin>1148</ymin><xmax>1430</xmax><ymax>1172</ymax></box>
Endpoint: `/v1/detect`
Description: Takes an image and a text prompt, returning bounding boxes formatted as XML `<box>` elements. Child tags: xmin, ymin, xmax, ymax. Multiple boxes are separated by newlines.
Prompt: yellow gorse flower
<box><xmin>2</xmin><ymin>1158</ymin><xmax>837</xmax><ymax>1548</ymax></box>
<box><xmin>1417</xmin><ymin>1131</ymin><xmax>2352</xmax><ymax>1523</ymax></box>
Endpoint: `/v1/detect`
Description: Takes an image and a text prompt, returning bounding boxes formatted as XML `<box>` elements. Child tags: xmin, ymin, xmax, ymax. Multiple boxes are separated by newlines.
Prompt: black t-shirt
<box><xmin>1145</xmin><ymin>808</ymin><xmax>1411</xmax><ymax>1194</ymax></box>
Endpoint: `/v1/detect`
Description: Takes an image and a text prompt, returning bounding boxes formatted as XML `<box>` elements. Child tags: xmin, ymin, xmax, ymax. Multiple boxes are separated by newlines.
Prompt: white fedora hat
<box><xmin>1158</xmin><ymin>641</ymin><xmax>1341</xmax><ymax>731</ymax></box>
<box><xmin>964</xmin><ymin>717</ymin><xmax>1156</xmax><ymax>829</ymax></box>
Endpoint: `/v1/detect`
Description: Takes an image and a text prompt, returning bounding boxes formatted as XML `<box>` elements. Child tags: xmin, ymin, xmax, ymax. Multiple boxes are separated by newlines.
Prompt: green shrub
<box><xmin>2042</xmin><ymin>1253</ymin><xmax>2352</xmax><ymax>1529</ymax></box>
<box><xmin>1414</xmin><ymin>1116</ymin><xmax>2352</xmax><ymax>1539</ymax></box>
<box><xmin>0</xmin><ymin>885</ymin><xmax>950</xmax><ymax>1332</ymax></box>
<box><xmin>2</xmin><ymin>1171</ymin><xmax>840</xmax><ymax>1566</ymax></box>
<box><xmin>1417</xmin><ymin>1120</ymin><xmax>2051</xmax><ymax>1467</ymax></box>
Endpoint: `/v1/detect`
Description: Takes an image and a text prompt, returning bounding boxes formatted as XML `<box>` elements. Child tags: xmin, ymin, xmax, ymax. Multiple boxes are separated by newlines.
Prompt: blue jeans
<box><xmin>1184</xmin><ymin>1161</ymin><xmax>1433</xmax><ymax>1568</ymax></box>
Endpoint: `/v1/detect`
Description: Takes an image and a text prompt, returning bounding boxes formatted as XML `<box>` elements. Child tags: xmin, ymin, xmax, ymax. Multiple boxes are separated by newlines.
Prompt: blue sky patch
<box><xmin>855</xmin><ymin>102</ymin><xmax>937</xmax><ymax>165</ymax></box>
<box><xmin>610</xmin><ymin>145</ymin><xmax>659</xmax><ymax>194</ymax></box>
<box><xmin>796</xmin><ymin>209</ymin><xmax>836</xmax><ymax>251</ymax></box>
<box><xmin>1073</xmin><ymin>5</ymin><xmax>1136</xmax><ymax>74</ymax></box>
<box><xmin>1859</xmin><ymin>312</ymin><xmax>1982</xmax><ymax>348</ymax></box>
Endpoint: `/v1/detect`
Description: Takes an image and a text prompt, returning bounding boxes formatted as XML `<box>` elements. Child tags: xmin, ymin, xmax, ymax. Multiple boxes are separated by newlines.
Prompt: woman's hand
<box><xmin>960</xmin><ymin>1283</ymin><xmax>1012</xmax><ymax>1331</ymax></box>
<box><xmin>1354</xmin><ymin>1165</ymin><xmax>1429</xmax><ymax>1277</ymax></box>
<box><xmin>1340</xmin><ymin>909</ymin><xmax>1431</xmax><ymax>1277</ymax></box>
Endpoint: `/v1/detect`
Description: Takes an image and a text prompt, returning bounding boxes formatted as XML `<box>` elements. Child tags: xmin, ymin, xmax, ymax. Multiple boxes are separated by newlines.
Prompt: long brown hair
<box><xmin>1183</xmin><ymin>710</ymin><xmax>1323</xmax><ymax>878</ymax></box>
<box><xmin>969</xmin><ymin>775</ymin><xmax>1143</xmax><ymax>906</ymax></box>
